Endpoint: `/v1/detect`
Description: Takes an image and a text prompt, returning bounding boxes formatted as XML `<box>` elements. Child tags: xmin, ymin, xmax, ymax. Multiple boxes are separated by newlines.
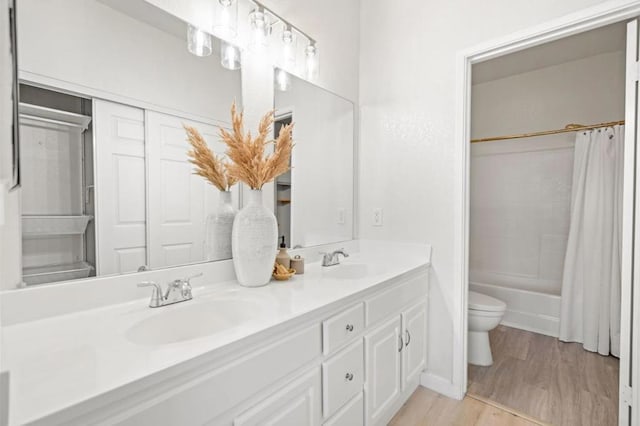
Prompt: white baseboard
<box><xmin>470</xmin><ymin>282</ymin><xmax>560</xmax><ymax>337</ymax></box>
<box><xmin>420</xmin><ymin>371</ymin><xmax>462</xmax><ymax>400</ymax></box>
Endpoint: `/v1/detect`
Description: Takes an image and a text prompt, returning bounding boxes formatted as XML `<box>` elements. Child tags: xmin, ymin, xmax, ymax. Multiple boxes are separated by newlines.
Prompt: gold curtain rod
<box><xmin>470</xmin><ymin>120</ymin><xmax>625</xmax><ymax>143</ymax></box>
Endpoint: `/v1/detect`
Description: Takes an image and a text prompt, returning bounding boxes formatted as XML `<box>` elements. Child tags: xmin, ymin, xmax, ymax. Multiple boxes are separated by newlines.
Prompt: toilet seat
<box><xmin>469</xmin><ymin>291</ymin><xmax>506</xmax><ymax>312</ymax></box>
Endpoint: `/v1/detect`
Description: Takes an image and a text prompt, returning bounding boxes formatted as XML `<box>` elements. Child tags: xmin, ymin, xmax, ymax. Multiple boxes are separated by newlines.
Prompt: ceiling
<box><xmin>472</xmin><ymin>22</ymin><xmax>626</xmax><ymax>84</ymax></box>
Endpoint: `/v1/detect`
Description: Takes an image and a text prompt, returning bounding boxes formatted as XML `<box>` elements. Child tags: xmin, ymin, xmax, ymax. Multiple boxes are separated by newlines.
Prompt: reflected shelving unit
<box><xmin>19</xmin><ymin>85</ymin><xmax>97</xmax><ymax>285</ymax></box>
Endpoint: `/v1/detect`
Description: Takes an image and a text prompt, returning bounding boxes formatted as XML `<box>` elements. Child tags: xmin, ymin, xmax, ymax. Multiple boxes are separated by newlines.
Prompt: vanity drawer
<box><xmin>115</xmin><ymin>324</ymin><xmax>322</xmax><ymax>426</ymax></box>
<box><xmin>322</xmin><ymin>339</ymin><xmax>364</xmax><ymax>419</ymax></box>
<box><xmin>323</xmin><ymin>392</ymin><xmax>363</xmax><ymax>426</ymax></box>
<box><xmin>323</xmin><ymin>303</ymin><xmax>364</xmax><ymax>355</ymax></box>
<box><xmin>365</xmin><ymin>273</ymin><xmax>428</xmax><ymax>327</ymax></box>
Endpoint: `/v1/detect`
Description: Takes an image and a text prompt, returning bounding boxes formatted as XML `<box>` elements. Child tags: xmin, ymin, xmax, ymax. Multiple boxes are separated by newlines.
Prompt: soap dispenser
<box><xmin>276</xmin><ymin>236</ymin><xmax>291</xmax><ymax>269</ymax></box>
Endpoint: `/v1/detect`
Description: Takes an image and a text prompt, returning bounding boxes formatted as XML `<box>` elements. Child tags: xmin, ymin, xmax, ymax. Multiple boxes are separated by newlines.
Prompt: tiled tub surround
<box><xmin>1</xmin><ymin>240</ymin><xmax>431</xmax><ymax>425</ymax></box>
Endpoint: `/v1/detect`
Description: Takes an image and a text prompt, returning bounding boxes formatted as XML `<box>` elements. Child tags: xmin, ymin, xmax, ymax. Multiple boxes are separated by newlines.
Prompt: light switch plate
<box><xmin>373</xmin><ymin>208</ymin><xmax>383</xmax><ymax>226</ymax></box>
<box><xmin>337</xmin><ymin>208</ymin><xmax>346</xmax><ymax>224</ymax></box>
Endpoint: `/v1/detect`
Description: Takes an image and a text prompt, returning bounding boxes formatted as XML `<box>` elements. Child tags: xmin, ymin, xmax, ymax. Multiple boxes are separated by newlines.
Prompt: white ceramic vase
<box><xmin>205</xmin><ymin>191</ymin><xmax>236</xmax><ymax>261</ymax></box>
<box><xmin>232</xmin><ymin>189</ymin><xmax>277</xmax><ymax>287</ymax></box>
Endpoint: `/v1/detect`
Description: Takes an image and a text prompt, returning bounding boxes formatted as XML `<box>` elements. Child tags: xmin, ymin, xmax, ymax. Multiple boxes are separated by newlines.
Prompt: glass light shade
<box><xmin>187</xmin><ymin>25</ymin><xmax>212</xmax><ymax>57</ymax></box>
<box><xmin>248</xmin><ymin>9</ymin><xmax>269</xmax><ymax>50</ymax></box>
<box><xmin>305</xmin><ymin>43</ymin><xmax>318</xmax><ymax>81</ymax></box>
<box><xmin>281</xmin><ymin>28</ymin><xmax>296</xmax><ymax>68</ymax></box>
<box><xmin>275</xmin><ymin>69</ymin><xmax>291</xmax><ymax>91</ymax></box>
<box><xmin>213</xmin><ymin>0</ymin><xmax>238</xmax><ymax>39</ymax></box>
<box><xmin>221</xmin><ymin>41</ymin><xmax>241</xmax><ymax>70</ymax></box>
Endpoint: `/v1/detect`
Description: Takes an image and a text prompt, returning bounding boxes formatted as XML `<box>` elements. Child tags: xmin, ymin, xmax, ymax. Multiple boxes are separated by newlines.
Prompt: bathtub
<box><xmin>469</xmin><ymin>280</ymin><xmax>561</xmax><ymax>337</ymax></box>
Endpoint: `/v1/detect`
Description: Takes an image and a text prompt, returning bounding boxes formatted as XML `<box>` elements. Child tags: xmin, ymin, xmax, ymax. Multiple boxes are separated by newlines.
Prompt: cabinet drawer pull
<box><xmin>345</xmin><ymin>324</ymin><xmax>354</xmax><ymax>332</ymax></box>
<box><xmin>405</xmin><ymin>330</ymin><xmax>411</xmax><ymax>347</ymax></box>
<box><xmin>345</xmin><ymin>372</ymin><xmax>354</xmax><ymax>381</ymax></box>
<box><xmin>398</xmin><ymin>334</ymin><xmax>404</xmax><ymax>352</ymax></box>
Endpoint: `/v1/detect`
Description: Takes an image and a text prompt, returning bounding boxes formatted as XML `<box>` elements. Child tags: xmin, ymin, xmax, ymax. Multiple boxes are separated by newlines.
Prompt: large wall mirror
<box><xmin>16</xmin><ymin>0</ymin><xmax>242</xmax><ymax>286</ymax></box>
<box><xmin>273</xmin><ymin>69</ymin><xmax>355</xmax><ymax>249</ymax></box>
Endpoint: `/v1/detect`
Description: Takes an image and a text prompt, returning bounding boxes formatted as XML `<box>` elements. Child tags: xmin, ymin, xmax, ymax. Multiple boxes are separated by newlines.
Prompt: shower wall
<box><xmin>470</xmin><ymin>50</ymin><xmax>624</xmax><ymax>334</ymax></box>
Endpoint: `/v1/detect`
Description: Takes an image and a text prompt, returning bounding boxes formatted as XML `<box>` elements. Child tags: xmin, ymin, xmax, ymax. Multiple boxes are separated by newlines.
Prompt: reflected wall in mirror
<box><xmin>17</xmin><ymin>0</ymin><xmax>242</xmax><ymax>286</ymax></box>
<box><xmin>274</xmin><ymin>69</ymin><xmax>355</xmax><ymax>248</ymax></box>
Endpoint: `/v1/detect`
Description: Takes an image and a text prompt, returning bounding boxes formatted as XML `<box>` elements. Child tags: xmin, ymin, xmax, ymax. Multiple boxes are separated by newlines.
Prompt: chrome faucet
<box><xmin>138</xmin><ymin>273</ymin><xmax>202</xmax><ymax>308</ymax></box>
<box><xmin>321</xmin><ymin>249</ymin><xmax>349</xmax><ymax>267</ymax></box>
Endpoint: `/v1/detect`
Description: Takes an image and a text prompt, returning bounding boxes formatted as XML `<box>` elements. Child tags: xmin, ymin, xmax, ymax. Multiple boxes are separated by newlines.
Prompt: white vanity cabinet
<box><xmin>24</xmin><ymin>268</ymin><xmax>428</xmax><ymax>426</ymax></box>
<box><xmin>363</xmin><ymin>300</ymin><xmax>428</xmax><ymax>425</ymax></box>
<box><xmin>233</xmin><ymin>274</ymin><xmax>428</xmax><ymax>426</ymax></box>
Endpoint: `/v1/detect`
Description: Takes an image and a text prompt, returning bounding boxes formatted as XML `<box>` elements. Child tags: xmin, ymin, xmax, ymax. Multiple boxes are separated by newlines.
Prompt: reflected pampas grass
<box><xmin>220</xmin><ymin>102</ymin><xmax>293</xmax><ymax>189</ymax></box>
<box><xmin>184</xmin><ymin>125</ymin><xmax>237</xmax><ymax>191</ymax></box>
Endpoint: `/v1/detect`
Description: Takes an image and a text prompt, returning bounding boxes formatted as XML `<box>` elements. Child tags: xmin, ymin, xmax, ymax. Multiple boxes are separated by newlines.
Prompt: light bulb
<box><xmin>187</xmin><ymin>25</ymin><xmax>212</xmax><ymax>57</ymax></box>
<box><xmin>305</xmin><ymin>43</ymin><xmax>318</xmax><ymax>81</ymax></box>
<box><xmin>213</xmin><ymin>0</ymin><xmax>237</xmax><ymax>39</ymax></box>
<box><xmin>221</xmin><ymin>41</ymin><xmax>241</xmax><ymax>70</ymax></box>
<box><xmin>275</xmin><ymin>69</ymin><xmax>291</xmax><ymax>91</ymax></box>
<box><xmin>248</xmin><ymin>8</ymin><xmax>269</xmax><ymax>50</ymax></box>
<box><xmin>281</xmin><ymin>27</ymin><xmax>296</xmax><ymax>69</ymax></box>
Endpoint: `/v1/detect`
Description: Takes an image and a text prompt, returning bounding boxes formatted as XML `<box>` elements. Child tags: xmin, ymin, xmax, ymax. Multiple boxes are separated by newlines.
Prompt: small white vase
<box><xmin>205</xmin><ymin>191</ymin><xmax>236</xmax><ymax>261</ymax></box>
<box><xmin>232</xmin><ymin>189</ymin><xmax>277</xmax><ymax>287</ymax></box>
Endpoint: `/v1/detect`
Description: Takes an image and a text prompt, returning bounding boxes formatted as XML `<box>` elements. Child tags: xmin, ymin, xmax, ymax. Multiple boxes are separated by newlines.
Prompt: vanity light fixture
<box><xmin>213</xmin><ymin>0</ymin><xmax>238</xmax><ymax>40</ymax></box>
<box><xmin>248</xmin><ymin>7</ymin><xmax>270</xmax><ymax>51</ymax></box>
<box><xmin>221</xmin><ymin>41</ymin><xmax>241</xmax><ymax>70</ymax></box>
<box><xmin>275</xmin><ymin>68</ymin><xmax>291</xmax><ymax>91</ymax></box>
<box><xmin>250</xmin><ymin>1</ymin><xmax>318</xmax><ymax>81</ymax></box>
<box><xmin>187</xmin><ymin>25</ymin><xmax>213</xmax><ymax>57</ymax></box>
<box><xmin>281</xmin><ymin>26</ymin><xmax>296</xmax><ymax>68</ymax></box>
<box><xmin>305</xmin><ymin>41</ymin><xmax>318</xmax><ymax>81</ymax></box>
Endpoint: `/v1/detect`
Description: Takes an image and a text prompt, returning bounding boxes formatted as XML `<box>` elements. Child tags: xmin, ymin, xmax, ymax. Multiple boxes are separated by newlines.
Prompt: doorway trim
<box><xmin>453</xmin><ymin>0</ymin><xmax>640</xmax><ymax>415</ymax></box>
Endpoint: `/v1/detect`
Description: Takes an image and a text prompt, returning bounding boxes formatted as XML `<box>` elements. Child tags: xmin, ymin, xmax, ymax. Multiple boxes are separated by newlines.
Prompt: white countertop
<box><xmin>1</xmin><ymin>240</ymin><xmax>431</xmax><ymax>425</ymax></box>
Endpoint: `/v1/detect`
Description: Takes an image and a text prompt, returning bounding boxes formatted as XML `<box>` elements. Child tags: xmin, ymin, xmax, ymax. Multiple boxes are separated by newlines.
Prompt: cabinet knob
<box><xmin>345</xmin><ymin>324</ymin><xmax>354</xmax><ymax>332</ymax></box>
<box><xmin>345</xmin><ymin>373</ymin><xmax>354</xmax><ymax>381</ymax></box>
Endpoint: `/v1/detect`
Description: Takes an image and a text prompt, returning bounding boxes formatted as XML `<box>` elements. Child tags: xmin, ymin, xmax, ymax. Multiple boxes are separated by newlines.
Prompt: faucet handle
<box><xmin>184</xmin><ymin>272</ymin><xmax>203</xmax><ymax>284</ymax></box>
<box><xmin>138</xmin><ymin>280</ymin><xmax>160</xmax><ymax>290</ymax></box>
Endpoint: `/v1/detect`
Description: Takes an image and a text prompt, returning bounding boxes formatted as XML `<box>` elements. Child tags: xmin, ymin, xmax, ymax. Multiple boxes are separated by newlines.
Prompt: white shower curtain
<box><xmin>559</xmin><ymin>125</ymin><xmax>623</xmax><ymax>357</ymax></box>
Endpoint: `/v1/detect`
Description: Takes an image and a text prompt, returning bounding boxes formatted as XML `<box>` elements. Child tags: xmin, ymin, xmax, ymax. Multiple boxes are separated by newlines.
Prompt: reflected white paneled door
<box><xmin>146</xmin><ymin>111</ymin><xmax>237</xmax><ymax>269</ymax></box>
<box><xmin>94</xmin><ymin>100</ymin><xmax>147</xmax><ymax>275</ymax></box>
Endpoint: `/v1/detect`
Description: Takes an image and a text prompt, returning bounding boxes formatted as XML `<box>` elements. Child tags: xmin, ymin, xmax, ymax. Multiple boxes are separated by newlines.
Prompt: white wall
<box><xmin>359</xmin><ymin>0</ymin><xmax>614</xmax><ymax>393</ymax></box>
<box><xmin>470</xmin><ymin>51</ymin><xmax>625</xmax><ymax>296</ymax></box>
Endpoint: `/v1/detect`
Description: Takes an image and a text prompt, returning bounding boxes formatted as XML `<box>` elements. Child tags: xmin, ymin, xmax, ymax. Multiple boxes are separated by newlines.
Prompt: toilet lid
<box><xmin>469</xmin><ymin>291</ymin><xmax>506</xmax><ymax>312</ymax></box>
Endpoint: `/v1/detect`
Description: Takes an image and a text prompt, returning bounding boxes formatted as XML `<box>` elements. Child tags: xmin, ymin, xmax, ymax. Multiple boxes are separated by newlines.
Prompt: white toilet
<box><xmin>468</xmin><ymin>291</ymin><xmax>507</xmax><ymax>366</ymax></box>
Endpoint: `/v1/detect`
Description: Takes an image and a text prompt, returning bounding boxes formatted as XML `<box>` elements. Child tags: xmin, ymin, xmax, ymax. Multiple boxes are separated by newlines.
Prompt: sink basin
<box><xmin>126</xmin><ymin>299</ymin><xmax>260</xmax><ymax>345</ymax></box>
<box><xmin>322</xmin><ymin>263</ymin><xmax>369</xmax><ymax>280</ymax></box>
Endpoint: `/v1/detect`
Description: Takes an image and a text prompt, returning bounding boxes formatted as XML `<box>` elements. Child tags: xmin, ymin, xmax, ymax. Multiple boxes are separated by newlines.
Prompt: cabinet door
<box><xmin>402</xmin><ymin>300</ymin><xmax>427</xmax><ymax>390</ymax></box>
<box><xmin>234</xmin><ymin>368</ymin><xmax>321</xmax><ymax>426</ymax></box>
<box><xmin>364</xmin><ymin>316</ymin><xmax>402</xmax><ymax>425</ymax></box>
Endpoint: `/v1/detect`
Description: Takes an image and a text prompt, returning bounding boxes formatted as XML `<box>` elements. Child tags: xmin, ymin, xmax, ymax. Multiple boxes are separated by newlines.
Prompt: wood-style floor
<box><xmin>389</xmin><ymin>325</ymin><xmax>619</xmax><ymax>425</ymax></box>
<box><xmin>389</xmin><ymin>386</ymin><xmax>543</xmax><ymax>425</ymax></box>
<box><xmin>468</xmin><ymin>325</ymin><xmax>619</xmax><ymax>426</ymax></box>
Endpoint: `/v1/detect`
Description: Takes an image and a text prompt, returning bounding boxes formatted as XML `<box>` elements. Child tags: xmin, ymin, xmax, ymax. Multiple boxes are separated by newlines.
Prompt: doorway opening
<box><xmin>455</xmin><ymin>7</ymin><xmax>640</xmax><ymax>425</ymax></box>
